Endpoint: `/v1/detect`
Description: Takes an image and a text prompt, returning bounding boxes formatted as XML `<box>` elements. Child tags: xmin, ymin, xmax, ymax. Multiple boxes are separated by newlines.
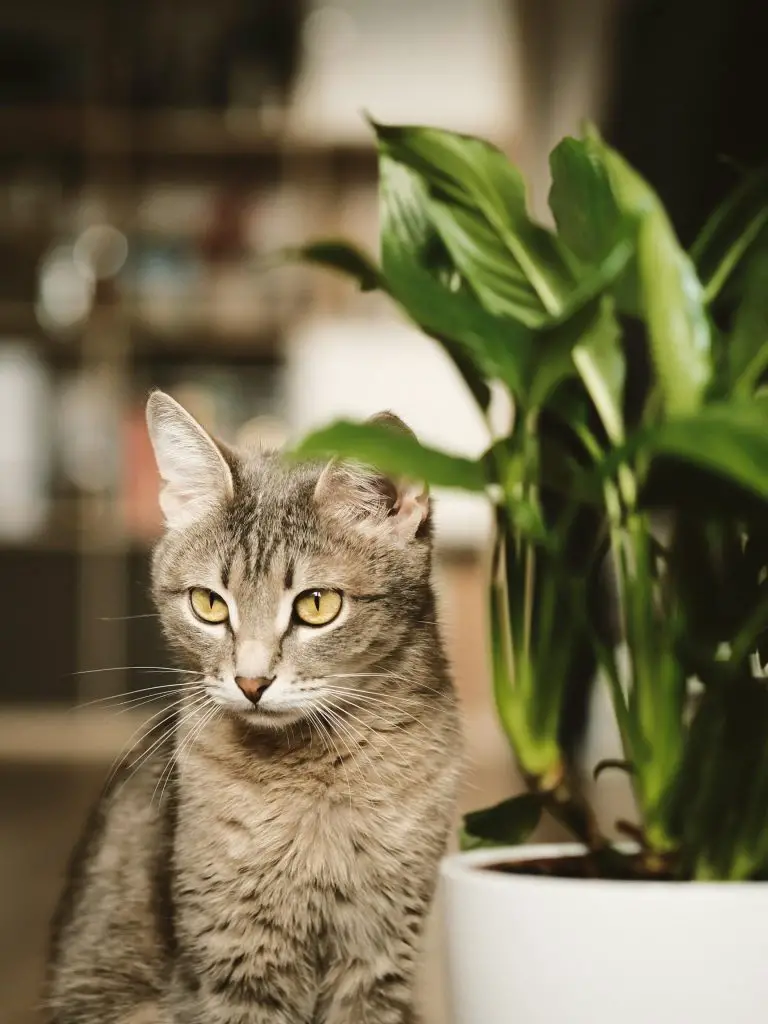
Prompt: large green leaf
<box><xmin>461</xmin><ymin>793</ymin><xmax>543</xmax><ymax>850</ymax></box>
<box><xmin>430</xmin><ymin>194</ymin><xmax>633</xmax><ymax>331</ymax></box>
<box><xmin>379</xmin><ymin>157</ymin><xmax>532</xmax><ymax>395</ymax></box>
<box><xmin>730</xmin><ymin>246</ymin><xmax>768</xmax><ymax>396</ymax></box>
<box><xmin>643</xmin><ymin>402</ymin><xmax>768</xmax><ymax>500</ymax></box>
<box><xmin>599</xmin><ymin>144</ymin><xmax>711</xmax><ymax>415</ymax></box>
<box><xmin>428</xmin><ymin>199</ymin><xmax>549</xmax><ymax>326</ymax></box>
<box><xmin>373</xmin><ymin>121</ymin><xmax>576</xmax><ymax>316</ymax></box>
<box><xmin>548</xmin><ymin>135</ymin><xmax>626</xmax><ymax>268</ymax></box>
<box><xmin>373</xmin><ymin>119</ymin><xmax>529</xmax><ymax>218</ymax></box>
<box><xmin>690</xmin><ymin>167</ymin><xmax>768</xmax><ymax>303</ymax></box>
<box><xmin>571</xmin><ymin>298</ymin><xmax>625</xmax><ymax>443</ymax></box>
<box><xmin>292</xmin><ymin>419</ymin><xmax>487</xmax><ymax>492</ymax></box>
<box><xmin>523</xmin><ymin>295</ymin><xmax>627</xmax><ymax>436</ymax></box>
<box><xmin>548</xmin><ymin>133</ymin><xmax>640</xmax><ymax>316</ymax></box>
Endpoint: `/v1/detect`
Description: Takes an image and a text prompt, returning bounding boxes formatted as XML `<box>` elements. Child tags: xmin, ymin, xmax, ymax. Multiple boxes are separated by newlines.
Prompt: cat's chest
<box><xmin>177</xmin><ymin>749</ymin><xmax>411</xmax><ymax>887</ymax></box>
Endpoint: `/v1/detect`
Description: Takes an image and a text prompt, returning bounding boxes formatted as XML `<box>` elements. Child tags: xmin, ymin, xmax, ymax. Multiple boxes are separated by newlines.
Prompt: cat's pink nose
<box><xmin>235</xmin><ymin>676</ymin><xmax>274</xmax><ymax>706</ymax></box>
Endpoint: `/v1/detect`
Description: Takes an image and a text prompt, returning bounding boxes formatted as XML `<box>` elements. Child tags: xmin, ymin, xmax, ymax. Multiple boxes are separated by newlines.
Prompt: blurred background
<box><xmin>0</xmin><ymin>1</ymin><xmax>765</xmax><ymax>1021</ymax></box>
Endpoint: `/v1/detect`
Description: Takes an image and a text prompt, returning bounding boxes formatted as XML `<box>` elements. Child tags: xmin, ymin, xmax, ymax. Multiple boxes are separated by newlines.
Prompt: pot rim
<box><xmin>440</xmin><ymin>843</ymin><xmax>768</xmax><ymax>891</ymax></box>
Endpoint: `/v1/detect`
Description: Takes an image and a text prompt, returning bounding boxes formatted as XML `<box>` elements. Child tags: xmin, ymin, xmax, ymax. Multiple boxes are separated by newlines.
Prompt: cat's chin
<box><xmin>234</xmin><ymin>704</ymin><xmax>306</xmax><ymax>730</ymax></box>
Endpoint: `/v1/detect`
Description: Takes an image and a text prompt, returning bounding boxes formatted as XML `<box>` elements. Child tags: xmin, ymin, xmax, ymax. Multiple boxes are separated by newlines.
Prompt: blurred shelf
<box><xmin>0</xmin><ymin>707</ymin><xmax>151</xmax><ymax>761</ymax></box>
<box><xmin>0</xmin><ymin>300</ymin><xmax>289</xmax><ymax>363</ymax></box>
<box><xmin>129</xmin><ymin>316</ymin><xmax>286</xmax><ymax>361</ymax></box>
<box><xmin>0</xmin><ymin>536</ymin><xmax>152</xmax><ymax>554</ymax></box>
<box><xmin>0</xmin><ymin>107</ymin><xmax>378</xmax><ymax>171</ymax></box>
<box><xmin>0</xmin><ymin>496</ymin><xmax>132</xmax><ymax>553</ymax></box>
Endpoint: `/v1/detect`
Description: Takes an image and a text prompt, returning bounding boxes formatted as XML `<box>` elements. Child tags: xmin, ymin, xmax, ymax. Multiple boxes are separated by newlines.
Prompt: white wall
<box><xmin>289</xmin><ymin>0</ymin><xmax>521</xmax><ymax>143</ymax></box>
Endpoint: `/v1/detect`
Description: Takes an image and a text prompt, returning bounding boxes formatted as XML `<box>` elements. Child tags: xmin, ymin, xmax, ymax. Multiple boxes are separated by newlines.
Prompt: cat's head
<box><xmin>146</xmin><ymin>390</ymin><xmax>433</xmax><ymax>728</ymax></box>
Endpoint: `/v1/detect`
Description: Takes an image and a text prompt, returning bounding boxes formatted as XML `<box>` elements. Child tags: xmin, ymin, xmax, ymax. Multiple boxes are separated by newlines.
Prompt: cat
<box><xmin>45</xmin><ymin>391</ymin><xmax>461</xmax><ymax>1024</ymax></box>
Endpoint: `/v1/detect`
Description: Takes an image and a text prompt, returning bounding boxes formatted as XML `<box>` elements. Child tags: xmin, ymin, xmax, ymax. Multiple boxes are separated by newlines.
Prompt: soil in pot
<box><xmin>485</xmin><ymin>851</ymin><xmax>677</xmax><ymax>881</ymax></box>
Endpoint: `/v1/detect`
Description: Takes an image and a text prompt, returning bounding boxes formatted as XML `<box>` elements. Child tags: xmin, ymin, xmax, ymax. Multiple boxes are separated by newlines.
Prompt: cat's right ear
<box><xmin>145</xmin><ymin>390</ymin><xmax>234</xmax><ymax>530</ymax></box>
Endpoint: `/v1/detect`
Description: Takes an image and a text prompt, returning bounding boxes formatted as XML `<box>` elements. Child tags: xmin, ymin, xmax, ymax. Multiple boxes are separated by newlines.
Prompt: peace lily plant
<box><xmin>290</xmin><ymin>120</ymin><xmax>768</xmax><ymax>882</ymax></box>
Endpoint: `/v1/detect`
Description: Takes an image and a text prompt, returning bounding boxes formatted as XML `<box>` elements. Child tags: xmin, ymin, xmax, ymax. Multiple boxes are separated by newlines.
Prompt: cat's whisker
<box><xmin>321</xmin><ymin>686</ymin><xmax>435</xmax><ymax>727</ymax></box>
<box><xmin>321</xmin><ymin>684</ymin><xmax>430</xmax><ymax>713</ymax></box>
<box><xmin>321</xmin><ymin>688</ymin><xmax>456</xmax><ymax>758</ymax></box>
<box><xmin>305</xmin><ymin>707</ymin><xmax>330</xmax><ymax>759</ymax></box>
<box><xmin>154</xmin><ymin>700</ymin><xmax>220</xmax><ymax>808</ymax></box>
<box><xmin>321</xmin><ymin>695</ymin><xmax>407</xmax><ymax>774</ymax></box>
<box><xmin>323</xmin><ymin>675</ymin><xmax>432</xmax><ymax>706</ymax></box>
<box><xmin>308</xmin><ymin>705</ymin><xmax>355</xmax><ymax>812</ymax></box>
<box><xmin>103</xmin><ymin>701</ymin><xmax>186</xmax><ymax>789</ymax></box>
<box><xmin>330</xmin><ymin>685</ymin><xmax>476</xmax><ymax>770</ymax></box>
<box><xmin>72</xmin><ymin>682</ymin><xmax>192</xmax><ymax>712</ymax></box>
<box><xmin>68</xmin><ymin>665</ymin><xmax>199</xmax><ymax>678</ymax></box>
<box><xmin>111</xmin><ymin>688</ymin><xmax>204</xmax><ymax>718</ymax></box>
<box><xmin>107</xmin><ymin>693</ymin><xmax>209</xmax><ymax>793</ymax></box>
<box><xmin>316</xmin><ymin>701</ymin><xmax>379</xmax><ymax>810</ymax></box>
<box><xmin>319</xmin><ymin>697</ymin><xmax>392</xmax><ymax>792</ymax></box>
<box><xmin>118</xmin><ymin>694</ymin><xmax>211</xmax><ymax>798</ymax></box>
<box><xmin>326</xmin><ymin>671</ymin><xmax>449</xmax><ymax>700</ymax></box>
<box><xmin>98</xmin><ymin>613</ymin><xmax>160</xmax><ymax>621</ymax></box>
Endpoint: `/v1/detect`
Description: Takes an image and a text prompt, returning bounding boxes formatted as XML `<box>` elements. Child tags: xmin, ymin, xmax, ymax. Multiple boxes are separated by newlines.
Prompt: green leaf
<box><xmin>379</xmin><ymin>157</ymin><xmax>532</xmax><ymax>394</ymax></box>
<box><xmin>730</xmin><ymin>246</ymin><xmax>768</xmax><ymax>396</ymax></box>
<box><xmin>428</xmin><ymin>199</ymin><xmax>549</xmax><ymax>326</ymax></box>
<box><xmin>572</xmin><ymin>298</ymin><xmax>625</xmax><ymax>442</ymax></box>
<box><xmin>461</xmin><ymin>793</ymin><xmax>543</xmax><ymax>849</ymax></box>
<box><xmin>279</xmin><ymin>240</ymin><xmax>382</xmax><ymax>291</ymax></box>
<box><xmin>548</xmin><ymin>133</ymin><xmax>640</xmax><ymax>316</ymax></box>
<box><xmin>550</xmin><ymin>130</ymin><xmax>711</xmax><ymax>411</ymax></box>
<box><xmin>548</xmin><ymin>135</ymin><xmax>626</xmax><ymax>267</ymax></box>
<box><xmin>690</xmin><ymin>166</ymin><xmax>768</xmax><ymax>303</ymax></box>
<box><xmin>664</xmin><ymin>673</ymin><xmax>768</xmax><ymax>879</ymax></box>
<box><xmin>526</xmin><ymin>293</ymin><xmax>626</xmax><ymax>428</ymax></box>
<box><xmin>373</xmin><ymin>119</ymin><xmax>529</xmax><ymax>218</ymax></box>
<box><xmin>644</xmin><ymin>402</ymin><xmax>768</xmax><ymax>501</ymax></box>
<box><xmin>373</xmin><ymin>120</ymin><xmax>576</xmax><ymax>316</ymax></box>
<box><xmin>599</xmin><ymin>143</ymin><xmax>711</xmax><ymax>415</ymax></box>
<box><xmin>667</xmin><ymin>516</ymin><xmax>759</xmax><ymax>670</ymax></box>
<box><xmin>429</xmin><ymin>194</ymin><xmax>633</xmax><ymax>333</ymax></box>
<box><xmin>526</xmin><ymin>305</ymin><xmax>596</xmax><ymax>409</ymax></box>
<box><xmin>292</xmin><ymin>419</ymin><xmax>487</xmax><ymax>492</ymax></box>
<box><xmin>554</xmin><ymin>239</ymin><xmax>633</xmax><ymax>322</ymax></box>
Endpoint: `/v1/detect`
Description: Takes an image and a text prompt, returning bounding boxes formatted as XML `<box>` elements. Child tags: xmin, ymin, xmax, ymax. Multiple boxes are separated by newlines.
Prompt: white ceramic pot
<box><xmin>441</xmin><ymin>844</ymin><xmax>768</xmax><ymax>1024</ymax></box>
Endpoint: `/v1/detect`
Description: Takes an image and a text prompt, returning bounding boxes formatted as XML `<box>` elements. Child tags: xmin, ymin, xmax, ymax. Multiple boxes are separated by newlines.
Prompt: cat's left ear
<box><xmin>314</xmin><ymin>412</ymin><xmax>429</xmax><ymax>541</ymax></box>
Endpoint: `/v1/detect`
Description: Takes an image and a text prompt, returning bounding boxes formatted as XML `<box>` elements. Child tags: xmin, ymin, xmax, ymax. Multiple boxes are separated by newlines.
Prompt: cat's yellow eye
<box><xmin>293</xmin><ymin>589</ymin><xmax>342</xmax><ymax>627</ymax></box>
<box><xmin>189</xmin><ymin>587</ymin><xmax>229</xmax><ymax>624</ymax></box>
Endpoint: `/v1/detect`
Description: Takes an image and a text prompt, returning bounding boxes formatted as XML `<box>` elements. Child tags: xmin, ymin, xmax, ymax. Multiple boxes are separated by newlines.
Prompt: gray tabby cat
<box><xmin>45</xmin><ymin>391</ymin><xmax>461</xmax><ymax>1024</ymax></box>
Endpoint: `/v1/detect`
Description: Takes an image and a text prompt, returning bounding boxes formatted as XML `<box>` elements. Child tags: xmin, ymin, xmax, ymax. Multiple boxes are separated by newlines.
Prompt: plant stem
<box><xmin>538</xmin><ymin>770</ymin><xmax>607</xmax><ymax>852</ymax></box>
<box><xmin>523</xmin><ymin>542</ymin><xmax>535</xmax><ymax>668</ymax></box>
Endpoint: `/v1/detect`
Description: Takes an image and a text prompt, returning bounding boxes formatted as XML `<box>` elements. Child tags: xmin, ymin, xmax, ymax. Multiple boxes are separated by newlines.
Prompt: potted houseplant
<box><xmin>288</xmin><ymin>119</ymin><xmax>768</xmax><ymax>1023</ymax></box>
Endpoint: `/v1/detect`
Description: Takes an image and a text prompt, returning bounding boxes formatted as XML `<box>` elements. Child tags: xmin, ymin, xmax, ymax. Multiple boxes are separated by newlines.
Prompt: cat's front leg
<box><xmin>316</xmin><ymin>946</ymin><xmax>424</xmax><ymax>1024</ymax></box>
<box><xmin>171</xmin><ymin>936</ymin><xmax>316</xmax><ymax>1024</ymax></box>
<box><xmin>316</xmin><ymin>967</ymin><xmax>423</xmax><ymax>1024</ymax></box>
<box><xmin>186</xmin><ymin>964</ymin><xmax>316</xmax><ymax>1024</ymax></box>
